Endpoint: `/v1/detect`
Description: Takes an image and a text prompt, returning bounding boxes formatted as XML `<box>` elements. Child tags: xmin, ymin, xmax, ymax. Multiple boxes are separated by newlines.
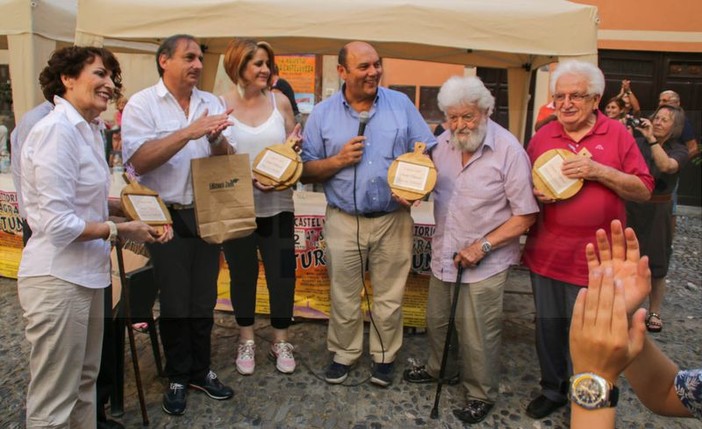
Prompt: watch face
<box><xmin>573</xmin><ymin>375</ymin><xmax>607</xmax><ymax>409</ymax></box>
<box><xmin>481</xmin><ymin>241</ymin><xmax>491</xmax><ymax>253</ymax></box>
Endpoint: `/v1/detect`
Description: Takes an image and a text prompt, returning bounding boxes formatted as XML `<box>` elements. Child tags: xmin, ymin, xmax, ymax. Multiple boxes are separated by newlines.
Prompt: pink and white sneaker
<box><xmin>269</xmin><ymin>341</ymin><xmax>296</xmax><ymax>374</ymax></box>
<box><xmin>236</xmin><ymin>340</ymin><xmax>256</xmax><ymax>375</ymax></box>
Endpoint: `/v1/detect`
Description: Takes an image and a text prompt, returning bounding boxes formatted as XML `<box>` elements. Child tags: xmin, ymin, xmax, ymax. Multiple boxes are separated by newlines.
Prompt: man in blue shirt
<box><xmin>301</xmin><ymin>41</ymin><xmax>436</xmax><ymax>387</ymax></box>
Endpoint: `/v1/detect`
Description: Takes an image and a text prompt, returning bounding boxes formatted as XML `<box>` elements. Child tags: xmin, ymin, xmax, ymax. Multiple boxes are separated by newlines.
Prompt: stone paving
<box><xmin>1</xmin><ymin>215</ymin><xmax>700</xmax><ymax>428</ymax></box>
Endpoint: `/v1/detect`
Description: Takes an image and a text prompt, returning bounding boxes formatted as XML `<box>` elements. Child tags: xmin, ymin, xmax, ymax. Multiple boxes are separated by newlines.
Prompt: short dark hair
<box><xmin>156</xmin><ymin>34</ymin><xmax>197</xmax><ymax>77</ymax></box>
<box><xmin>606</xmin><ymin>96</ymin><xmax>626</xmax><ymax>110</ymax></box>
<box><xmin>338</xmin><ymin>45</ymin><xmax>349</xmax><ymax>70</ymax></box>
<box><xmin>39</xmin><ymin>46</ymin><xmax>122</xmax><ymax>103</ymax></box>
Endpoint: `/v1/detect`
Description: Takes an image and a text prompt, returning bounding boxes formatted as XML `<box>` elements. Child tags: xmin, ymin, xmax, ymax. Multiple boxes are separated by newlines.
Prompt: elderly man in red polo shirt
<box><xmin>522</xmin><ymin>60</ymin><xmax>654</xmax><ymax>420</ymax></box>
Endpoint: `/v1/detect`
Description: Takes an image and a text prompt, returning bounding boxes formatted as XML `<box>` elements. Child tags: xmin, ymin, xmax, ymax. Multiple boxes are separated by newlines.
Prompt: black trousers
<box><xmin>222</xmin><ymin>212</ymin><xmax>296</xmax><ymax>330</ymax></box>
<box><xmin>530</xmin><ymin>272</ymin><xmax>581</xmax><ymax>403</ymax></box>
<box><xmin>96</xmin><ymin>286</ymin><xmax>116</xmax><ymax>422</ymax></box>
<box><xmin>147</xmin><ymin>208</ymin><xmax>220</xmax><ymax>384</ymax></box>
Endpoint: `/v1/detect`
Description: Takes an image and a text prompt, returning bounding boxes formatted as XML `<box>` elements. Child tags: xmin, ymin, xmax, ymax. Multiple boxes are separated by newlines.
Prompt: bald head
<box><xmin>659</xmin><ymin>90</ymin><xmax>681</xmax><ymax>107</ymax></box>
<box><xmin>338</xmin><ymin>41</ymin><xmax>377</xmax><ymax>70</ymax></box>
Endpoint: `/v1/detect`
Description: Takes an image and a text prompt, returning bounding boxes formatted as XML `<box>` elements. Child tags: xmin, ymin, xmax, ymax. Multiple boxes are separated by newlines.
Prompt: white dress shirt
<box><xmin>122</xmin><ymin>79</ymin><xmax>234</xmax><ymax>204</ymax></box>
<box><xmin>10</xmin><ymin>101</ymin><xmax>54</xmax><ymax>218</ymax></box>
<box><xmin>19</xmin><ymin>97</ymin><xmax>111</xmax><ymax>289</ymax></box>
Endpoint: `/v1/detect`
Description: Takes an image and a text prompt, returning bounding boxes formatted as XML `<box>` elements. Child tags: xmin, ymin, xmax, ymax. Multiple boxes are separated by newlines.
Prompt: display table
<box><xmin>0</xmin><ymin>173</ymin><xmax>436</xmax><ymax>327</ymax></box>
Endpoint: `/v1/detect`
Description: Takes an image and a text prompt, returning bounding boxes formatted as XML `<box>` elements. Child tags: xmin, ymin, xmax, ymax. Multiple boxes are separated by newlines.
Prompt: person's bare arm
<box><xmin>300</xmin><ymin>137</ymin><xmax>365</xmax><ymax>184</ymax></box>
<box><xmin>684</xmin><ymin>137</ymin><xmax>699</xmax><ymax>158</ymax></box>
<box><xmin>623</xmin><ymin>338</ymin><xmax>691</xmax><ymax>417</ymax></box>
<box><xmin>455</xmin><ymin>214</ymin><xmax>536</xmax><ymax>267</ymax></box>
<box><xmin>129</xmin><ymin>109</ymin><xmax>232</xmax><ymax>174</ymax></box>
<box><xmin>637</xmin><ymin>119</ymin><xmax>680</xmax><ymax>174</ymax></box>
<box><xmin>562</xmin><ymin>157</ymin><xmax>651</xmax><ymax>202</ymax></box>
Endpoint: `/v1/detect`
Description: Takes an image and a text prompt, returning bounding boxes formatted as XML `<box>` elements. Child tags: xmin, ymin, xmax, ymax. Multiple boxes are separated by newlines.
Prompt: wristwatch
<box><xmin>105</xmin><ymin>221</ymin><xmax>118</xmax><ymax>244</ymax></box>
<box><xmin>568</xmin><ymin>372</ymin><xmax>619</xmax><ymax>410</ymax></box>
<box><xmin>480</xmin><ymin>237</ymin><xmax>492</xmax><ymax>255</ymax></box>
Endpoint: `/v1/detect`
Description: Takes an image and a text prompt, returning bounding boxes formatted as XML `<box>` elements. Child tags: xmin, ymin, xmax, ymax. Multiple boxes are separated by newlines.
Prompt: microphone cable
<box><xmin>352</xmin><ymin>111</ymin><xmax>387</xmax><ymax>371</ymax></box>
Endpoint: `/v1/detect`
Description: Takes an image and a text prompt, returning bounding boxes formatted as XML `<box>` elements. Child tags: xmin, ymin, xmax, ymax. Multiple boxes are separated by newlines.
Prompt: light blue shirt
<box><xmin>302</xmin><ymin>86</ymin><xmax>436</xmax><ymax>214</ymax></box>
<box><xmin>10</xmin><ymin>101</ymin><xmax>54</xmax><ymax>218</ymax></box>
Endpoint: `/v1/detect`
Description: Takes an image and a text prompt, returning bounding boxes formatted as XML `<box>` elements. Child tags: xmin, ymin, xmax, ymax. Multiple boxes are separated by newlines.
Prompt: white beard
<box><xmin>450</xmin><ymin>121</ymin><xmax>487</xmax><ymax>153</ymax></box>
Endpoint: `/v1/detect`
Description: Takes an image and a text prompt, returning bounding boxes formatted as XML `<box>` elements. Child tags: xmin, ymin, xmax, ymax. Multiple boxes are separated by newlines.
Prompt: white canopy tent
<box><xmin>0</xmin><ymin>0</ymin><xmax>75</xmax><ymax>122</ymax></box>
<box><xmin>74</xmin><ymin>0</ymin><xmax>599</xmax><ymax>140</ymax></box>
<box><xmin>0</xmin><ymin>0</ymin><xmax>157</xmax><ymax>123</ymax></box>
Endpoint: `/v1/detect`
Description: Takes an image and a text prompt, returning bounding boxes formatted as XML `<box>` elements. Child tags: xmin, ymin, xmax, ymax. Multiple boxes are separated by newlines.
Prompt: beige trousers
<box><xmin>426</xmin><ymin>270</ymin><xmax>509</xmax><ymax>403</ymax></box>
<box><xmin>324</xmin><ymin>206</ymin><xmax>413</xmax><ymax>365</ymax></box>
<box><xmin>18</xmin><ymin>275</ymin><xmax>104</xmax><ymax>429</ymax></box>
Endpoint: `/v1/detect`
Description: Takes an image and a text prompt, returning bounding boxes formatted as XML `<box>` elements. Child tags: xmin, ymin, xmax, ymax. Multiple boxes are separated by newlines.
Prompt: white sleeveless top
<box><xmin>222</xmin><ymin>92</ymin><xmax>294</xmax><ymax>217</ymax></box>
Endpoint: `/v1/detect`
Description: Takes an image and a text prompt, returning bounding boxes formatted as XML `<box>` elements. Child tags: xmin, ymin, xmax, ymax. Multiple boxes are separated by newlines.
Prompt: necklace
<box><xmin>179</xmin><ymin>97</ymin><xmax>191</xmax><ymax>117</ymax></box>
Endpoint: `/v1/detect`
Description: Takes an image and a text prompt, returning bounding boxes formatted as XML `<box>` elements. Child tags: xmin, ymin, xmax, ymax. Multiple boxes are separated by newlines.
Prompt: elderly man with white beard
<box><xmin>403</xmin><ymin>76</ymin><xmax>539</xmax><ymax>423</ymax></box>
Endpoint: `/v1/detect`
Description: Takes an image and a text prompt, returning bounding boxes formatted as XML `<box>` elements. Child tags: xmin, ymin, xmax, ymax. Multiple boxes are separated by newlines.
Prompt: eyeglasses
<box><xmin>552</xmin><ymin>93</ymin><xmax>594</xmax><ymax>103</ymax></box>
<box><xmin>447</xmin><ymin>113</ymin><xmax>480</xmax><ymax>125</ymax></box>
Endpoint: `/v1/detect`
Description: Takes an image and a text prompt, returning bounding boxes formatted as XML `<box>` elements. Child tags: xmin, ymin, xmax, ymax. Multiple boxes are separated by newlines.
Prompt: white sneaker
<box><xmin>269</xmin><ymin>341</ymin><xmax>296</xmax><ymax>374</ymax></box>
<box><xmin>236</xmin><ymin>340</ymin><xmax>256</xmax><ymax>375</ymax></box>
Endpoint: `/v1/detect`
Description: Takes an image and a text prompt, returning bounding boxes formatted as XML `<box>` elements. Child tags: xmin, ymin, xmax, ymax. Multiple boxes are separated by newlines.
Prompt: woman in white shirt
<box><xmin>18</xmin><ymin>46</ymin><xmax>170</xmax><ymax>428</ymax></box>
<box><xmin>220</xmin><ymin>39</ymin><xmax>299</xmax><ymax>375</ymax></box>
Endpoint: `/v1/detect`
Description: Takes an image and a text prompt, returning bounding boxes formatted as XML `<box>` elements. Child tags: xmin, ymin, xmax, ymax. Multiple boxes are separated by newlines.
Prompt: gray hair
<box><xmin>549</xmin><ymin>60</ymin><xmax>605</xmax><ymax>96</ymax></box>
<box><xmin>437</xmin><ymin>76</ymin><xmax>495</xmax><ymax>116</ymax></box>
<box><xmin>652</xmin><ymin>104</ymin><xmax>685</xmax><ymax>141</ymax></box>
<box><xmin>659</xmin><ymin>90</ymin><xmax>681</xmax><ymax>105</ymax></box>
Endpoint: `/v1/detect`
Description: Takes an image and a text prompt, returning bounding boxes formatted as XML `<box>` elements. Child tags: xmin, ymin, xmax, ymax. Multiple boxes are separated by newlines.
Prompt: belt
<box><xmin>361</xmin><ymin>211</ymin><xmax>393</xmax><ymax>218</ymax></box>
<box><xmin>648</xmin><ymin>194</ymin><xmax>672</xmax><ymax>203</ymax></box>
<box><xmin>166</xmin><ymin>203</ymin><xmax>194</xmax><ymax>210</ymax></box>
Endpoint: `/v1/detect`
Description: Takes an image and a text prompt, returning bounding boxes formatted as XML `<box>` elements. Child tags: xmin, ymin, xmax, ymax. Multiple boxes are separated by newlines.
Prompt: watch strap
<box><xmin>569</xmin><ymin>372</ymin><xmax>619</xmax><ymax>409</ymax></box>
<box><xmin>480</xmin><ymin>237</ymin><xmax>492</xmax><ymax>254</ymax></box>
<box><xmin>105</xmin><ymin>221</ymin><xmax>118</xmax><ymax>244</ymax></box>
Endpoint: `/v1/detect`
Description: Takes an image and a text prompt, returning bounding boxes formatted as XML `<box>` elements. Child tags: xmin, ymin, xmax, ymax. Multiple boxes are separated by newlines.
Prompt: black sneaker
<box><xmin>402</xmin><ymin>365</ymin><xmax>460</xmax><ymax>385</ymax></box>
<box><xmin>188</xmin><ymin>370</ymin><xmax>234</xmax><ymax>400</ymax></box>
<box><xmin>162</xmin><ymin>382</ymin><xmax>186</xmax><ymax>415</ymax></box>
<box><xmin>453</xmin><ymin>400</ymin><xmax>494</xmax><ymax>423</ymax></box>
<box><xmin>324</xmin><ymin>361</ymin><xmax>351</xmax><ymax>384</ymax></box>
<box><xmin>370</xmin><ymin>362</ymin><xmax>394</xmax><ymax>387</ymax></box>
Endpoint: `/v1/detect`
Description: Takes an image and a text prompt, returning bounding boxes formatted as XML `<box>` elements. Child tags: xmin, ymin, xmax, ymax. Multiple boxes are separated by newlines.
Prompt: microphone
<box><xmin>357</xmin><ymin>111</ymin><xmax>369</xmax><ymax>136</ymax></box>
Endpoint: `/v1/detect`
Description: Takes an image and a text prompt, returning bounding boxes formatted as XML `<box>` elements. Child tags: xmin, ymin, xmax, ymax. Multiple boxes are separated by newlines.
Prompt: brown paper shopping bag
<box><xmin>191</xmin><ymin>154</ymin><xmax>256</xmax><ymax>244</ymax></box>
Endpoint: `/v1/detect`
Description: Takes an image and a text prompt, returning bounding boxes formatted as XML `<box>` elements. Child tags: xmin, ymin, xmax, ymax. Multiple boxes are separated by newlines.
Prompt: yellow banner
<box><xmin>0</xmin><ymin>188</ymin><xmax>23</xmax><ymax>278</ymax></box>
<box><xmin>216</xmin><ymin>215</ymin><xmax>434</xmax><ymax>328</ymax></box>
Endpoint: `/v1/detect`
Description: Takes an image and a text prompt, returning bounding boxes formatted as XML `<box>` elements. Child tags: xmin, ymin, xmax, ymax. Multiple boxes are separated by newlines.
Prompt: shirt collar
<box><xmin>52</xmin><ymin>95</ymin><xmax>102</xmax><ymax>129</ymax></box>
<box><xmin>339</xmin><ymin>83</ymin><xmax>381</xmax><ymax>110</ymax></box>
<box><xmin>549</xmin><ymin>110</ymin><xmax>610</xmax><ymax>139</ymax></box>
<box><xmin>156</xmin><ymin>78</ymin><xmax>205</xmax><ymax>107</ymax></box>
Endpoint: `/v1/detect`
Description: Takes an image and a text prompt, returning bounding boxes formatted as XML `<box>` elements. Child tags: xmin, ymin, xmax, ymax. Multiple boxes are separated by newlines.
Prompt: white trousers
<box><xmin>18</xmin><ymin>275</ymin><xmax>104</xmax><ymax>429</ymax></box>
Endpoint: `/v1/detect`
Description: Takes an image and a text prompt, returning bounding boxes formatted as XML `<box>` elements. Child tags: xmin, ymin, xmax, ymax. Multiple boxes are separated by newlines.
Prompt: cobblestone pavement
<box><xmin>1</xmin><ymin>215</ymin><xmax>700</xmax><ymax>428</ymax></box>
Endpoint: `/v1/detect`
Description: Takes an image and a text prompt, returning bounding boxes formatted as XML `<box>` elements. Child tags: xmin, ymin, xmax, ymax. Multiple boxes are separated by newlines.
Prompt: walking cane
<box><xmin>115</xmin><ymin>242</ymin><xmax>150</xmax><ymax>425</ymax></box>
<box><xmin>430</xmin><ymin>254</ymin><xmax>464</xmax><ymax>420</ymax></box>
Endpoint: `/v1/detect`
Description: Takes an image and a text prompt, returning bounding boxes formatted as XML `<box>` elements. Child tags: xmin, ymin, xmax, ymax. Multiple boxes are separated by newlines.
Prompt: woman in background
<box><xmin>626</xmin><ymin>105</ymin><xmax>688</xmax><ymax>333</ymax></box>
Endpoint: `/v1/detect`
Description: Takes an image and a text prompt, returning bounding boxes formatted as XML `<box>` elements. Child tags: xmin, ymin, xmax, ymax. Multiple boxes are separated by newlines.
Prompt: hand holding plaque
<box><xmin>532</xmin><ymin>149</ymin><xmax>584</xmax><ymax>200</ymax></box>
<box><xmin>120</xmin><ymin>174</ymin><xmax>173</xmax><ymax>235</ymax></box>
<box><xmin>387</xmin><ymin>142</ymin><xmax>437</xmax><ymax>202</ymax></box>
<box><xmin>252</xmin><ymin>131</ymin><xmax>303</xmax><ymax>191</ymax></box>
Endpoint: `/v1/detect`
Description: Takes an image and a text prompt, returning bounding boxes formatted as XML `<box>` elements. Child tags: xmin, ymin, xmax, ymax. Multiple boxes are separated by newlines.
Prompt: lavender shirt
<box><xmin>430</xmin><ymin>120</ymin><xmax>539</xmax><ymax>283</ymax></box>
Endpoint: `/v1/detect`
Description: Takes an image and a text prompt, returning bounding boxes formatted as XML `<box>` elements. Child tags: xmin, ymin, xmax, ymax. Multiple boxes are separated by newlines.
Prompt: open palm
<box><xmin>585</xmin><ymin>219</ymin><xmax>651</xmax><ymax>315</ymax></box>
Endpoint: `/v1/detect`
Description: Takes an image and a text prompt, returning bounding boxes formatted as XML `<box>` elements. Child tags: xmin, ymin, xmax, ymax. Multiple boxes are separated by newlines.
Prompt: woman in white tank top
<box><xmin>220</xmin><ymin>39</ymin><xmax>300</xmax><ymax>375</ymax></box>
